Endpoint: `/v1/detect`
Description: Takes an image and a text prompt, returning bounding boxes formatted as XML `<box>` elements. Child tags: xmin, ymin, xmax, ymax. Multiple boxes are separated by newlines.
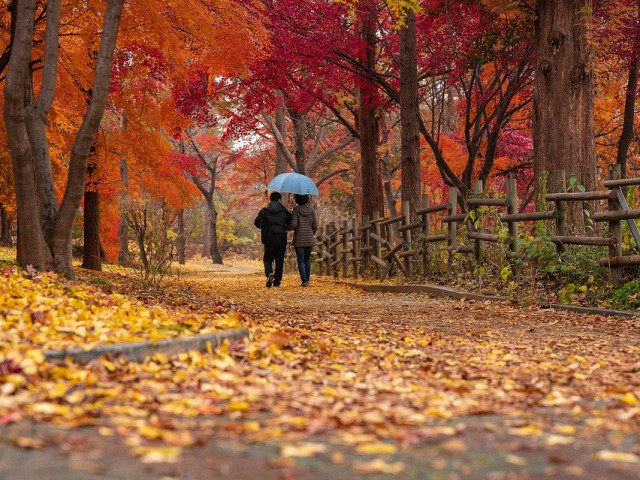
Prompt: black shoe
<box><xmin>266</xmin><ymin>273</ymin><xmax>274</xmax><ymax>288</ymax></box>
<box><xmin>273</xmin><ymin>283</ymin><xmax>280</xmax><ymax>288</ymax></box>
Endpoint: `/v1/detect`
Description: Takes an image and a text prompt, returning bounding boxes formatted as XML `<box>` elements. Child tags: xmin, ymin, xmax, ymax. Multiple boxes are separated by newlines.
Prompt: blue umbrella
<box><xmin>267</xmin><ymin>172</ymin><xmax>319</xmax><ymax>195</ymax></box>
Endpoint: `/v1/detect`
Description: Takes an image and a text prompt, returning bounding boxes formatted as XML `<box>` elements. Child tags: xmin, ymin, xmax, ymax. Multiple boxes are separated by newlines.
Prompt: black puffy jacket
<box><xmin>254</xmin><ymin>201</ymin><xmax>292</xmax><ymax>245</ymax></box>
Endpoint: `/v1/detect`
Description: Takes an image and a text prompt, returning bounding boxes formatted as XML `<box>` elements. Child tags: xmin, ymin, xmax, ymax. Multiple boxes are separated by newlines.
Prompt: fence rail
<box><xmin>311</xmin><ymin>167</ymin><xmax>640</xmax><ymax>283</ymax></box>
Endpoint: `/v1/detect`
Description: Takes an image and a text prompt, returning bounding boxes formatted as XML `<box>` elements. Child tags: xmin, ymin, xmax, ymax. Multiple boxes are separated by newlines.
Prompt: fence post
<box><xmin>447</xmin><ymin>187</ymin><xmax>458</xmax><ymax>266</ymax></box>
<box><xmin>316</xmin><ymin>226</ymin><xmax>324</xmax><ymax>276</ymax></box>
<box><xmin>473</xmin><ymin>180</ymin><xmax>483</xmax><ymax>261</ymax></box>
<box><xmin>386</xmin><ymin>220</ymin><xmax>395</xmax><ymax>278</ymax></box>
<box><xmin>401</xmin><ymin>201</ymin><xmax>412</xmax><ymax>277</ymax></box>
<box><xmin>325</xmin><ymin>225</ymin><xmax>332</xmax><ymax>275</ymax></box>
<box><xmin>362</xmin><ymin>214</ymin><xmax>371</xmax><ymax>276</ymax></box>
<box><xmin>421</xmin><ymin>194</ymin><xmax>430</xmax><ymax>276</ymax></box>
<box><xmin>373</xmin><ymin>211</ymin><xmax>382</xmax><ymax>275</ymax></box>
<box><xmin>608</xmin><ymin>165</ymin><xmax>623</xmax><ymax>282</ymax></box>
<box><xmin>329</xmin><ymin>221</ymin><xmax>338</xmax><ymax>278</ymax></box>
<box><xmin>351</xmin><ymin>217</ymin><xmax>359</xmax><ymax>280</ymax></box>
<box><xmin>342</xmin><ymin>219</ymin><xmax>349</xmax><ymax>278</ymax></box>
<box><xmin>552</xmin><ymin>170</ymin><xmax>567</xmax><ymax>253</ymax></box>
<box><xmin>506</xmin><ymin>177</ymin><xmax>519</xmax><ymax>257</ymax></box>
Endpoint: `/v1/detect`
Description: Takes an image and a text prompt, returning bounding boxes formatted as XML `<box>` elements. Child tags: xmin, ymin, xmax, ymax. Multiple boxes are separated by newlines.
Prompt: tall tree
<box><xmin>358</xmin><ymin>1</ymin><xmax>382</xmax><ymax>219</ymax></box>
<box><xmin>533</xmin><ymin>0</ymin><xmax>597</xmax><ymax>204</ymax></box>
<box><xmin>399</xmin><ymin>7</ymin><xmax>420</xmax><ymax>212</ymax></box>
<box><xmin>4</xmin><ymin>0</ymin><xmax>124</xmax><ymax>277</ymax></box>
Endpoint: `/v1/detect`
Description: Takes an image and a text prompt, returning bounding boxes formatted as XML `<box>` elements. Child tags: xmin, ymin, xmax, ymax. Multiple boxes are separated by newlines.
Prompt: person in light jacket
<box><xmin>288</xmin><ymin>194</ymin><xmax>318</xmax><ymax>286</ymax></box>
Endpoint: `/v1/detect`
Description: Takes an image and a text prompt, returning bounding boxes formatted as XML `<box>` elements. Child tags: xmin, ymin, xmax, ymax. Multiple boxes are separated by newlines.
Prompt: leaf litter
<box><xmin>1</xmin><ymin>259</ymin><xmax>640</xmax><ymax>477</ymax></box>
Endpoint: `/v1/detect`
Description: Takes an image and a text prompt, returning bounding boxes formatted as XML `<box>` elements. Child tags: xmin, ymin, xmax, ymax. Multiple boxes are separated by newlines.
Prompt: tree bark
<box><xmin>288</xmin><ymin>108</ymin><xmax>307</xmax><ymax>174</ymax></box>
<box><xmin>176</xmin><ymin>209</ymin><xmax>186</xmax><ymax>265</ymax></box>
<box><xmin>201</xmin><ymin>212</ymin><xmax>210</xmax><ymax>257</ymax></box>
<box><xmin>205</xmin><ymin>199</ymin><xmax>223</xmax><ymax>264</ymax></box>
<box><xmin>4</xmin><ymin>0</ymin><xmax>52</xmax><ymax>269</ymax></box>
<box><xmin>399</xmin><ymin>8</ymin><xmax>421</xmax><ymax>212</ymax></box>
<box><xmin>24</xmin><ymin>0</ymin><xmax>60</xmax><ymax>244</ymax></box>
<box><xmin>534</xmin><ymin>0</ymin><xmax>596</xmax><ymax>228</ymax></box>
<box><xmin>274</xmin><ymin>92</ymin><xmax>288</xmax><ymax>175</ymax></box>
<box><xmin>52</xmin><ymin>0</ymin><xmax>124</xmax><ymax>277</ymax></box>
<box><xmin>82</xmin><ymin>155</ymin><xmax>101</xmax><ymax>270</ymax></box>
<box><xmin>0</xmin><ymin>203</ymin><xmax>12</xmax><ymax>246</ymax></box>
<box><xmin>3</xmin><ymin>0</ymin><xmax>124</xmax><ymax>277</ymax></box>
<box><xmin>616</xmin><ymin>57</ymin><xmax>639</xmax><ymax>179</ymax></box>
<box><xmin>117</xmin><ymin>158</ymin><xmax>130</xmax><ymax>266</ymax></box>
<box><xmin>358</xmin><ymin>4</ymin><xmax>381</xmax><ymax>219</ymax></box>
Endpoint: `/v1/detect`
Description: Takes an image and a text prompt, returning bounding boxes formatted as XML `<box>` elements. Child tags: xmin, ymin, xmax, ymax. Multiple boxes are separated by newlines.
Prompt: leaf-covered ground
<box><xmin>1</xmin><ymin>255</ymin><xmax>640</xmax><ymax>479</ymax></box>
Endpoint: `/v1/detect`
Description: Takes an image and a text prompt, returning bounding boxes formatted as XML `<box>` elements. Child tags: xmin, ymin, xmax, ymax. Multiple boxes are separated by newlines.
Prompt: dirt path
<box><xmin>3</xmin><ymin>266</ymin><xmax>640</xmax><ymax>479</ymax></box>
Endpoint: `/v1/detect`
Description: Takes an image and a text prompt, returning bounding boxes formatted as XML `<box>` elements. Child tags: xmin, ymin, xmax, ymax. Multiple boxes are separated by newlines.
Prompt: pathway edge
<box><xmin>334</xmin><ymin>281</ymin><xmax>639</xmax><ymax>318</ymax></box>
<box><xmin>44</xmin><ymin>328</ymin><xmax>249</xmax><ymax>363</ymax></box>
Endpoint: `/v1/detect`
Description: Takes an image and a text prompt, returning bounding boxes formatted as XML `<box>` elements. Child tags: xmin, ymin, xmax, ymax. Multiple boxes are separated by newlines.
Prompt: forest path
<box><xmin>2</xmin><ymin>261</ymin><xmax>640</xmax><ymax>480</ymax></box>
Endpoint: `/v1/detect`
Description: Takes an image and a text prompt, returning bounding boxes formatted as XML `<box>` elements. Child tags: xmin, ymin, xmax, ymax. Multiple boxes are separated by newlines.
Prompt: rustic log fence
<box><xmin>310</xmin><ymin>167</ymin><xmax>640</xmax><ymax>283</ymax></box>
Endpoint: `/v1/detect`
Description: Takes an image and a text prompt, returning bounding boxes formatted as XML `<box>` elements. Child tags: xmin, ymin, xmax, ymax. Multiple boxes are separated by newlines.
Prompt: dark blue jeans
<box><xmin>295</xmin><ymin>246</ymin><xmax>312</xmax><ymax>283</ymax></box>
<box><xmin>263</xmin><ymin>244</ymin><xmax>287</xmax><ymax>286</ymax></box>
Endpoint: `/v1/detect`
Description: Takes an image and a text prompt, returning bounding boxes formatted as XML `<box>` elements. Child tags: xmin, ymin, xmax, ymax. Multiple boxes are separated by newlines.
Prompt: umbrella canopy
<box><xmin>267</xmin><ymin>172</ymin><xmax>319</xmax><ymax>195</ymax></box>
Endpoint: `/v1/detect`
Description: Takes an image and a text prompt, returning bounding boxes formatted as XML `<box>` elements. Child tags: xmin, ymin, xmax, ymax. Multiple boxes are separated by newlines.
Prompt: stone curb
<box><xmin>336</xmin><ymin>281</ymin><xmax>639</xmax><ymax>319</ymax></box>
<box><xmin>43</xmin><ymin>328</ymin><xmax>250</xmax><ymax>363</ymax></box>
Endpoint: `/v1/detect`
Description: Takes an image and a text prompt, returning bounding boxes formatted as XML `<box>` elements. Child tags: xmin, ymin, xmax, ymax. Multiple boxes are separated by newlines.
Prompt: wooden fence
<box><xmin>312</xmin><ymin>167</ymin><xmax>640</xmax><ymax>283</ymax></box>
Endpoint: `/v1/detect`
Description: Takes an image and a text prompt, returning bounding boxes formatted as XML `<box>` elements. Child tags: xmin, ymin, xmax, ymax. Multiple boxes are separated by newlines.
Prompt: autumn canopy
<box><xmin>0</xmin><ymin>0</ymin><xmax>638</xmax><ymax>277</ymax></box>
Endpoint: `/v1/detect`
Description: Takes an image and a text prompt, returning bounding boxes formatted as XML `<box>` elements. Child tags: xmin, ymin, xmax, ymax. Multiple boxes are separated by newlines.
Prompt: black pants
<box><xmin>263</xmin><ymin>244</ymin><xmax>287</xmax><ymax>286</ymax></box>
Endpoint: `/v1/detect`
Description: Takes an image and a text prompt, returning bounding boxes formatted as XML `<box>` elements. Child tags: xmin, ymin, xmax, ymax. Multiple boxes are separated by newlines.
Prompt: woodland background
<box><xmin>1</xmin><ymin>0</ymin><xmax>640</xmax><ymax>303</ymax></box>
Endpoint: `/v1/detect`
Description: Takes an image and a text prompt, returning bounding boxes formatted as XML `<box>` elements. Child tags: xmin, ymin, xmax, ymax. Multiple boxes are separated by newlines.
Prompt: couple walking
<box><xmin>254</xmin><ymin>191</ymin><xmax>317</xmax><ymax>288</ymax></box>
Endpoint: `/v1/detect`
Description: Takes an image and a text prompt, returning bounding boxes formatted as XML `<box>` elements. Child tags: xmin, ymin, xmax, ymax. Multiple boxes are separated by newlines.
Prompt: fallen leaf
<box><xmin>281</xmin><ymin>442</ymin><xmax>327</xmax><ymax>458</ymax></box>
<box><xmin>353</xmin><ymin>459</ymin><xmax>405</xmax><ymax>474</ymax></box>
<box><xmin>355</xmin><ymin>442</ymin><xmax>397</xmax><ymax>455</ymax></box>
<box><xmin>595</xmin><ymin>450</ymin><xmax>640</xmax><ymax>463</ymax></box>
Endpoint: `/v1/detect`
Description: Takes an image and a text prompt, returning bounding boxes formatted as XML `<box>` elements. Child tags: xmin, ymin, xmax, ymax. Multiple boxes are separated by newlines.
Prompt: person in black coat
<box><xmin>254</xmin><ymin>191</ymin><xmax>292</xmax><ymax>287</ymax></box>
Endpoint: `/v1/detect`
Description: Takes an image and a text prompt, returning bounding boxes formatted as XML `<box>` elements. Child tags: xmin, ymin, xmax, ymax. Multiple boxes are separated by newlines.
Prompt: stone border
<box><xmin>337</xmin><ymin>281</ymin><xmax>639</xmax><ymax>318</ymax></box>
<box><xmin>44</xmin><ymin>328</ymin><xmax>249</xmax><ymax>363</ymax></box>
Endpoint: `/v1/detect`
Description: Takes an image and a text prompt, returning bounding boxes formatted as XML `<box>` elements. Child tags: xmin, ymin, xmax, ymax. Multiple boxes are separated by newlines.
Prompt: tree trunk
<box><xmin>82</xmin><ymin>153</ymin><xmax>101</xmax><ymax>270</ymax></box>
<box><xmin>51</xmin><ymin>0</ymin><xmax>124</xmax><ymax>277</ymax></box>
<box><xmin>4</xmin><ymin>0</ymin><xmax>52</xmax><ymax>269</ymax></box>
<box><xmin>380</xmin><ymin>115</ymin><xmax>399</xmax><ymax>219</ymax></box>
<box><xmin>616</xmin><ymin>57</ymin><xmax>639</xmax><ymax>179</ymax></box>
<box><xmin>358</xmin><ymin>5</ymin><xmax>381</xmax><ymax>219</ymax></box>
<box><xmin>82</xmin><ymin>191</ymin><xmax>101</xmax><ymax>270</ymax></box>
<box><xmin>3</xmin><ymin>0</ymin><xmax>124</xmax><ymax>277</ymax></box>
<box><xmin>0</xmin><ymin>203</ymin><xmax>12</xmax><ymax>246</ymax></box>
<box><xmin>201</xmin><ymin>205</ymin><xmax>210</xmax><ymax>257</ymax></box>
<box><xmin>275</xmin><ymin>92</ymin><xmax>288</xmax><ymax>175</ymax></box>
<box><xmin>399</xmin><ymin>8</ymin><xmax>421</xmax><ymax>212</ymax></box>
<box><xmin>289</xmin><ymin>108</ymin><xmax>307</xmax><ymax>174</ymax></box>
<box><xmin>205</xmin><ymin>198</ymin><xmax>223</xmax><ymax>264</ymax></box>
<box><xmin>176</xmin><ymin>209</ymin><xmax>186</xmax><ymax>265</ymax></box>
<box><xmin>117</xmin><ymin>158</ymin><xmax>130</xmax><ymax>266</ymax></box>
<box><xmin>534</xmin><ymin>0</ymin><xmax>596</xmax><ymax>229</ymax></box>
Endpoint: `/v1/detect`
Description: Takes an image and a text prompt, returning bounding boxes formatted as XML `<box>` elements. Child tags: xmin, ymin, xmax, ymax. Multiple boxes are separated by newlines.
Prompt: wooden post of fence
<box><xmin>373</xmin><ymin>211</ymin><xmax>382</xmax><ymax>274</ymax></box>
<box><xmin>325</xmin><ymin>225</ymin><xmax>332</xmax><ymax>275</ymax></box>
<box><xmin>363</xmin><ymin>213</ymin><xmax>371</xmax><ymax>276</ymax></box>
<box><xmin>473</xmin><ymin>180</ymin><xmax>483</xmax><ymax>261</ymax></box>
<box><xmin>351</xmin><ymin>217</ymin><xmax>359</xmax><ymax>280</ymax></box>
<box><xmin>553</xmin><ymin>170</ymin><xmax>567</xmax><ymax>253</ymax></box>
<box><xmin>401</xmin><ymin>201</ymin><xmax>412</xmax><ymax>277</ymax></box>
<box><xmin>386</xmin><ymin>220</ymin><xmax>395</xmax><ymax>278</ymax></box>
<box><xmin>447</xmin><ymin>188</ymin><xmax>458</xmax><ymax>265</ymax></box>
<box><xmin>330</xmin><ymin>221</ymin><xmax>339</xmax><ymax>278</ymax></box>
<box><xmin>421</xmin><ymin>194</ymin><xmax>430</xmax><ymax>276</ymax></box>
<box><xmin>506</xmin><ymin>177</ymin><xmax>519</xmax><ymax>257</ymax></box>
<box><xmin>316</xmin><ymin>226</ymin><xmax>324</xmax><ymax>276</ymax></box>
<box><xmin>341</xmin><ymin>219</ymin><xmax>349</xmax><ymax>278</ymax></box>
<box><xmin>608</xmin><ymin>165</ymin><xmax>623</xmax><ymax>282</ymax></box>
